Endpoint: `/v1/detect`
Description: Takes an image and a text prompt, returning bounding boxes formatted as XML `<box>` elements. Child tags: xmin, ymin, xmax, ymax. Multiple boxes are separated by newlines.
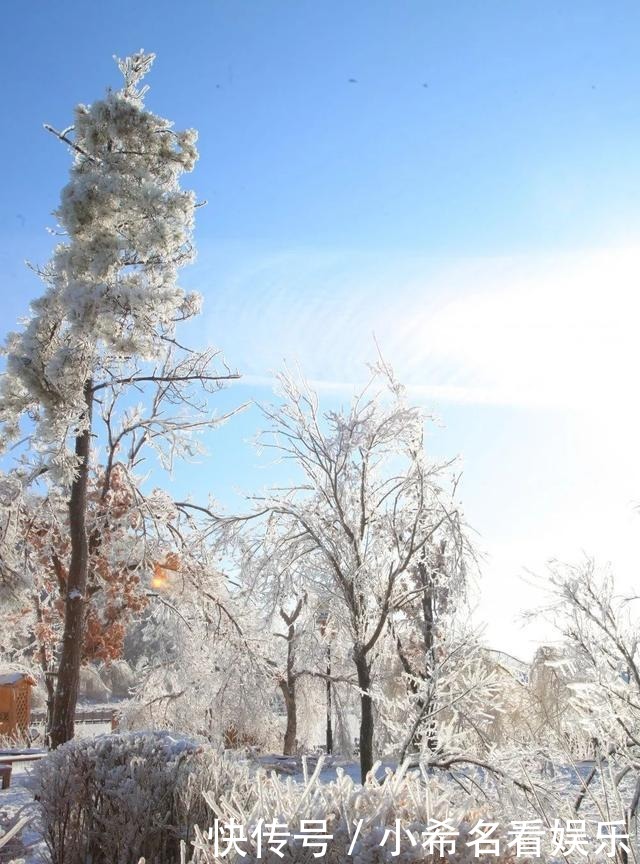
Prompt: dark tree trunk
<box><xmin>408</xmin><ymin>555</ymin><xmax>444</xmax><ymax>754</ymax></box>
<box><xmin>49</xmin><ymin>380</ymin><xmax>93</xmax><ymax>749</ymax></box>
<box><xmin>279</xmin><ymin>597</ymin><xmax>304</xmax><ymax>756</ymax></box>
<box><xmin>325</xmin><ymin>646</ymin><xmax>333</xmax><ymax>754</ymax></box>
<box><xmin>417</xmin><ymin>561</ymin><xmax>438</xmax><ymax>752</ymax></box>
<box><xmin>355</xmin><ymin>650</ymin><xmax>373</xmax><ymax>783</ymax></box>
<box><xmin>43</xmin><ymin>673</ymin><xmax>55</xmax><ymax>744</ymax></box>
<box><xmin>280</xmin><ymin>679</ymin><xmax>297</xmax><ymax>755</ymax></box>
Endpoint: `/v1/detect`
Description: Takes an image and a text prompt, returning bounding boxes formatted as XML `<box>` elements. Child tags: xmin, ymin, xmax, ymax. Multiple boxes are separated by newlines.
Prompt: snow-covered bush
<box><xmin>35</xmin><ymin>737</ymin><xmax>629</xmax><ymax>864</ymax></box>
<box><xmin>33</xmin><ymin>731</ymin><xmax>254</xmax><ymax>864</ymax></box>
<box><xmin>190</xmin><ymin>760</ymin><xmax>533</xmax><ymax>864</ymax></box>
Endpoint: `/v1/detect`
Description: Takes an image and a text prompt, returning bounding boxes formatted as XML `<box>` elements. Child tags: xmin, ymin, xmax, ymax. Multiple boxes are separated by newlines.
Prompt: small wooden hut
<box><xmin>0</xmin><ymin>671</ymin><xmax>36</xmax><ymax>737</ymax></box>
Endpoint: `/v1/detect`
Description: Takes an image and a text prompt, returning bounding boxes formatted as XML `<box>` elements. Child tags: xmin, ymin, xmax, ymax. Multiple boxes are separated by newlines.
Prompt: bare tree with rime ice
<box><xmin>225</xmin><ymin>361</ymin><xmax>471</xmax><ymax>781</ymax></box>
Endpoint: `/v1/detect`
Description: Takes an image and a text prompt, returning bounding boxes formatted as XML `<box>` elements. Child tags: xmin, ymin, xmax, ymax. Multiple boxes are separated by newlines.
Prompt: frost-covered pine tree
<box><xmin>0</xmin><ymin>52</ymin><xmax>229</xmax><ymax>748</ymax></box>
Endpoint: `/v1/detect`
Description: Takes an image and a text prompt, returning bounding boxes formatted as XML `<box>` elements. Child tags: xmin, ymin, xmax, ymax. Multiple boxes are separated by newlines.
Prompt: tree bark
<box><xmin>325</xmin><ymin>646</ymin><xmax>333</xmax><ymax>754</ymax></box>
<box><xmin>279</xmin><ymin>599</ymin><xmax>303</xmax><ymax>756</ymax></box>
<box><xmin>355</xmin><ymin>650</ymin><xmax>373</xmax><ymax>783</ymax></box>
<box><xmin>409</xmin><ymin>555</ymin><xmax>443</xmax><ymax>753</ymax></box>
<box><xmin>280</xmin><ymin>679</ymin><xmax>297</xmax><ymax>755</ymax></box>
<box><xmin>49</xmin><ymin>380</ymin><xmax>93</xmax><ymax>749</ymax></box>
<box><xmin>418</xmin><ymin>565</ymin><xmax>438</xmax><ymax>753</ymax></box>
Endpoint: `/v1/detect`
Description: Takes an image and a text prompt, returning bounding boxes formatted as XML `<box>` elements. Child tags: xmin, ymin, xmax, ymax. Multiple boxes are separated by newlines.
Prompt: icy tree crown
<box><xmin>54</xmin><ymin>49</ymin><xmax>199</xmax><ymax>351</ymax></box>
<box><xmin>0</xmin><ymin>52</ymin><xmax>201</xmax><ymax>476</ymax></box>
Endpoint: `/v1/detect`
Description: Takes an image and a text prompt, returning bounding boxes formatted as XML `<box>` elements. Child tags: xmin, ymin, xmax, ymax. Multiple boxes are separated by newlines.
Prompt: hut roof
<box><xmin>0</xmin><ymin>671</ymin><xmax>36</xmax><ymax>686</ymax></box>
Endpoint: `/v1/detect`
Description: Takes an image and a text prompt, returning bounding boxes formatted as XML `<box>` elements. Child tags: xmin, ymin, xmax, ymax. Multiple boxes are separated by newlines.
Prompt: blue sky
<box><xmin>2</xmin><ymin>1</ymin><xmax>640</xmax><ymax>657</ymax></box>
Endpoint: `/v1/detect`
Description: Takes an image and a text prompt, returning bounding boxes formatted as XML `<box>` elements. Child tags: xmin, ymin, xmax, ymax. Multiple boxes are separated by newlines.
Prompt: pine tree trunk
<box><xmin>49</xmin><ymin>381</ymin><xmax>93</xmax><ymax>749</ymax></box>
<box><xmin>355</xmin><ymin>650</ymin><xmax>374</xmax><ymax>783</ymax></box>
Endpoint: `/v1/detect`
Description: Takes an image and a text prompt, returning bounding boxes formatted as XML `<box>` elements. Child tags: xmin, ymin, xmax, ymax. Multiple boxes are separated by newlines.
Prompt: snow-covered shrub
<box><xmin>190</xmin><ymin>760</ymin><xmax>531</xmax><ymax>864</ymax></box>
<box><xmin>35</xmin><ymin>741</ymin><xmax>625</xmax><ymax>864</ymax></box>
<box><xmin>33</xmin><ymin>731</ymin><xmax>254</xmax><ymax>864</ymax></box>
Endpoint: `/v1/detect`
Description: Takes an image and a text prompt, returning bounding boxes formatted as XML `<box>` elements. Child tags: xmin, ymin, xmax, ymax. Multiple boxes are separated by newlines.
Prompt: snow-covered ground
<box><xmin>0</xmin><ymin>761</ymin><xmax>45</xmax><ymax>864</ymax></box>
<box><xmin>255</xmin><ymin>753</ymin><xmax>396</xmax><ymax>785</ymax></box>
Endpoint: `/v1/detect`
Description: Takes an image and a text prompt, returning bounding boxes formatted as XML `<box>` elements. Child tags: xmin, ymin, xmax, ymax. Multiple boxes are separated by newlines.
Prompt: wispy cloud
<box><xmin>236</xmin><ymin>373</ymin><xmax>529</xmax><ymax>407</ymax></box>
<box><xmin>198</xmin><ymin>241</ymin><xmax>640</xmax><ymax>410</ymax></box>
<box><xmin>192</xmin><ymin>240</ymin><xmax>640</xmax><ymax>658</ymax></box>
